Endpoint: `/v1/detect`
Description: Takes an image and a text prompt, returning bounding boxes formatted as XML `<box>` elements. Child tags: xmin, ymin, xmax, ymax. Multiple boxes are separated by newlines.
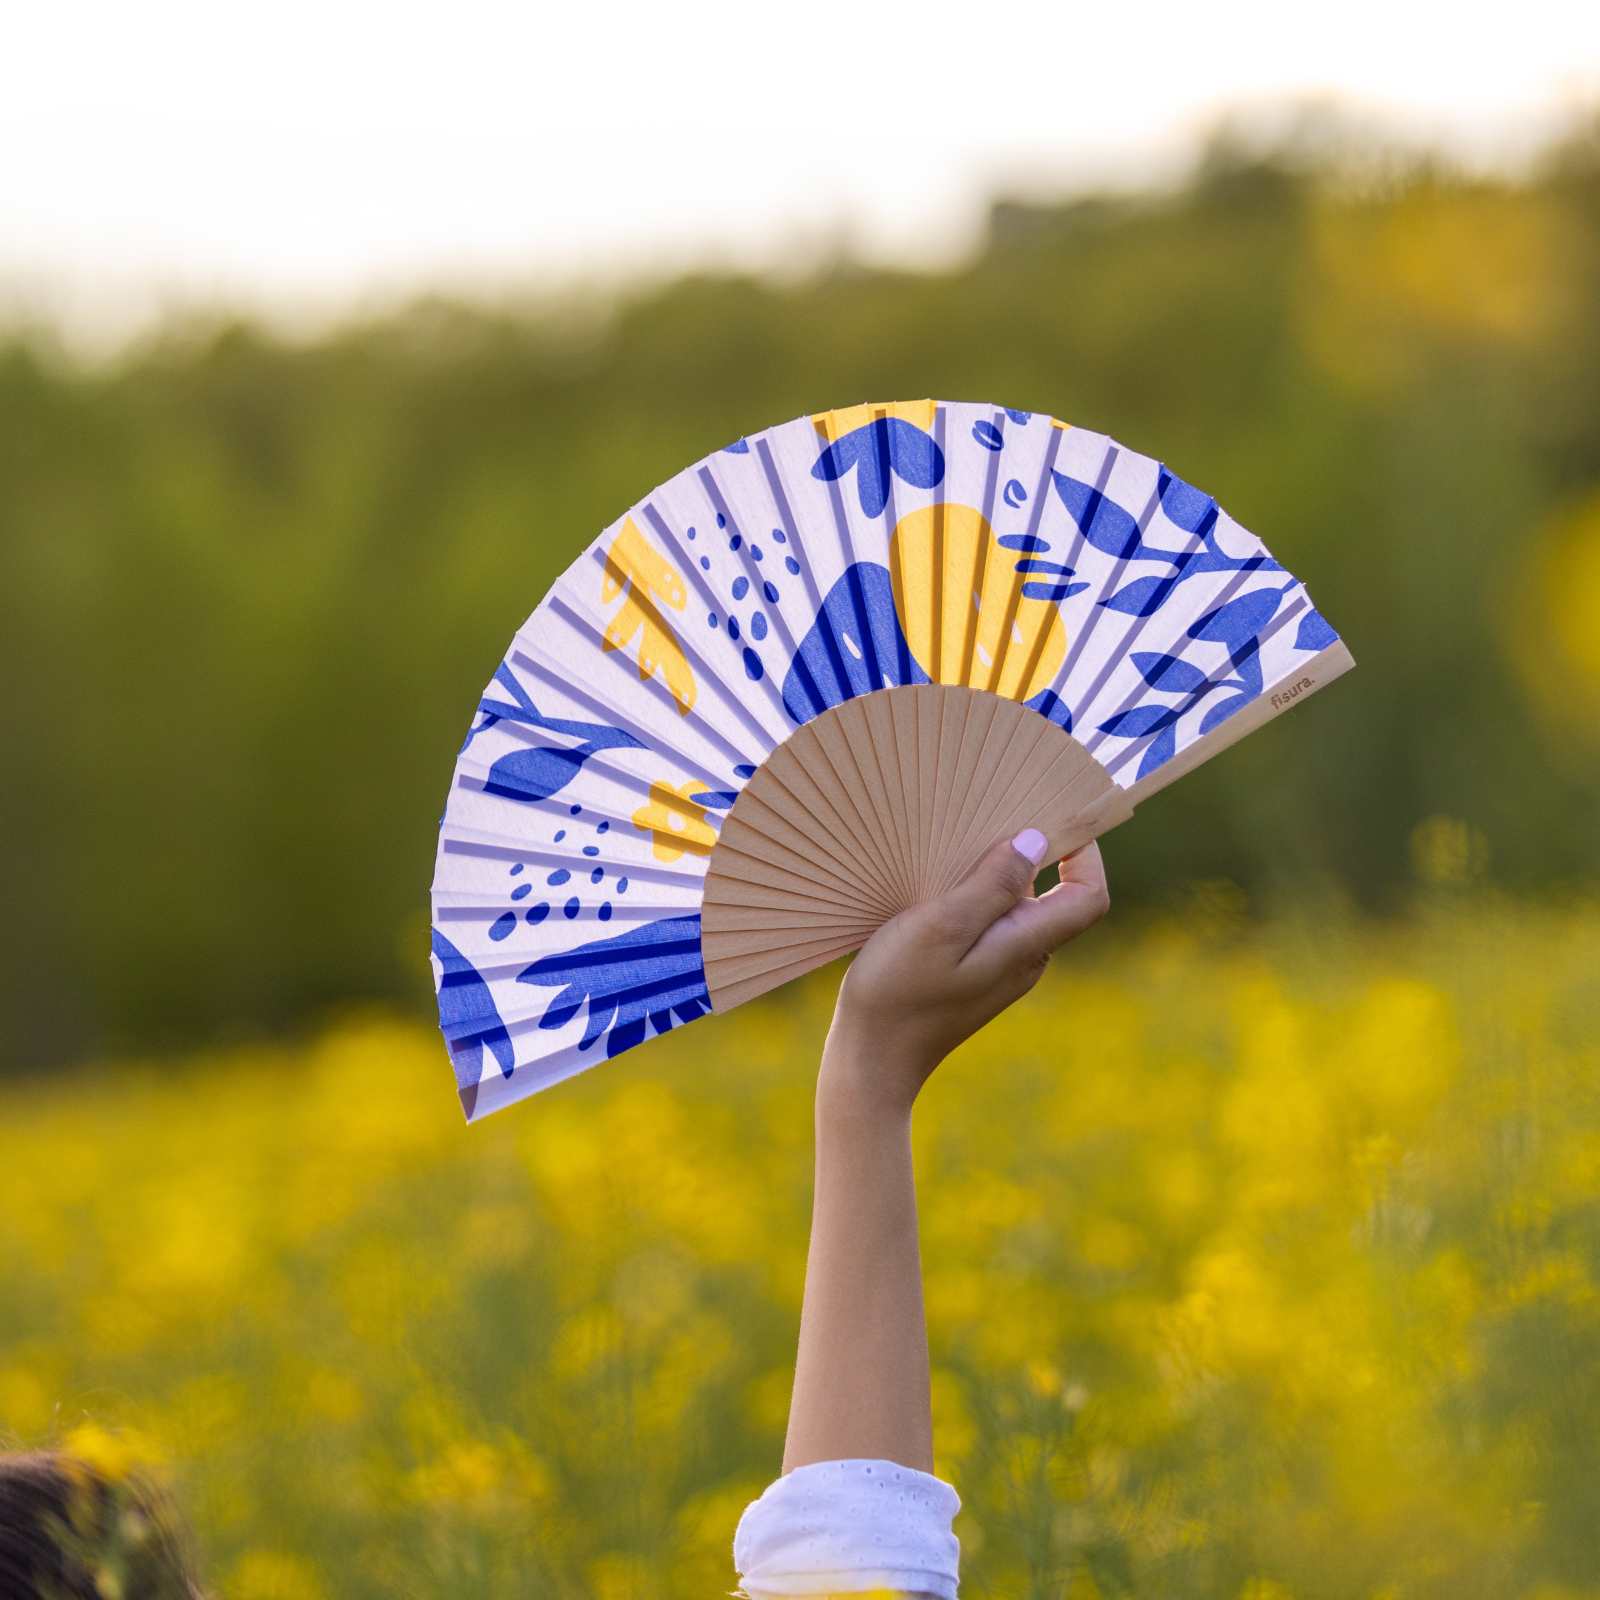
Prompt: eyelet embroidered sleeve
<box><xmin>732</xmin><ymin>1458</ymin><xmax>961</xmax><ymax>1600</ymax></box>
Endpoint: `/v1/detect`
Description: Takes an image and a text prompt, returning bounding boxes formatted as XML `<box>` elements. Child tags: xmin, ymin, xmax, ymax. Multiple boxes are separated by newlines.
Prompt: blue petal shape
<box><xmin>1156</xmin><ymin>466</ymin><xmax>1218</xmax><ymax>535</ymax></box>
<box><xmin>813</xmin><ymin>418</ymin><xmax>945</xmax><ymax>518</ymax></box>
<box><xmin>999</xmin><ymin>533</ymin><xmax>1049</xmax><ymax>553</ymax></box>
<box><xmin>1200</xmin><ymin>690</ymin><xmax>1258</xmax><ymax>735</ymax></box>
<box><xmin>1136</xmin><ymin>723</ymin><xmax>1179</xmax><ymax>779</ymax></box>
<box><xmin>973</xmin><ymin>419</ymin><xmax>1004</xmax><ymax>451</ymax></box>
<box><xmin>1021</xmin><ymin>580</ymin><xmax>1089</xmax><ymax>602</ymax></box>
<box><xmin>1133</xmin><ymin>651</ymin><xmax>1208</xmax><ymax>693</ymax></box>
<box><xmin>431</xmin><ymin>929</ymin><xmax>515</xmax><ymax>1115</ymax></box>
<box><xmin>517</xmin><ymin>914</ymin><xmax>710</xmax><ymax>1058</ymax></box>
<box><xmin>1098</xmin><ymin>704</ymin><xmax>1180</xmax><ymax>738</ymax></box>
<box><xmin>1052</xmin><ymin>472</ymin><xmax>1145</xmax><ymax>559</ymax></box>
<box><xmin>1002</xmin><ymin>478</ymin><xmax>1027</xmax><ymax>508</ymax></box>
<box><xmin>722</xmin><ymin>437</ymin><xmax>750</xmax><ymax>453</ymax></box>
<box><xmin>1101</xmin><ymin>574</ymin><xmax>1180</xmax><ymax>616</ymax></box>
<box><xmin>1295</xmin><ymin>609</ymin><xmax>1339</xmax><ymax>652</ymax></box>
<box><xmin>1005</xmin><ymin>408</ymin><xmax>1033</xmax><ymax>424</ymax></box>
<box><xmin>1025</xmin><ymin>688</ymin><xmax>1073</xmax><ymax>733</ymax></box>
<box><xmin>1187</xmin><ymin>587</ymin><xmax>1282</xmax><ymax>649</ymax></box>
<box><xmin>781</xmin><ymin>562</ymin><xmax>928</xmax><ymax>722</ymax></box>
<box><xmin>484</xmin><ymin>744</ymin><xmax>591</xmax><ymax>804</ymax></box>
<box><xmin>689</xmin><ymin>789</ymin><xmax>738</xmax><ymax>809</ymax></box>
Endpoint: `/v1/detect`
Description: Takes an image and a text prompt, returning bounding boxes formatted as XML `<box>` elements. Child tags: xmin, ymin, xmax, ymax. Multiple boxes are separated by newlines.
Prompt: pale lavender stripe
<box><xmin>696</xmin><ymin>463</ymin><xmax>808</xmax><ymax>699</ymax></box>
<box><xmin>755</xmin><ymin>434</ymin><xmax>829</xmax><ymax>623</ymax></box>
<box><xmin>1040</xmin><ymin>442</ymin><xmax>1121</xmax><ymax>695</ymax></box>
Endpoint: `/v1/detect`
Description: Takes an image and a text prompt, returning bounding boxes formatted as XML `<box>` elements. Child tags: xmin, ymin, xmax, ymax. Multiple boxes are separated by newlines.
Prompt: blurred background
<box><xmin>2</xmin><ymin>5</ymin><xmax>1599</xmax><ymax>1597</ymax></box>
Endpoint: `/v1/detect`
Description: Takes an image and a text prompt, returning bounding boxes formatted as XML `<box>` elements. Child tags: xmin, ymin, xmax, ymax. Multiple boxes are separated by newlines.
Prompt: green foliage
<box><xmin>2</xmin><ymin>140</ymin><xmax>1599</xmax><ymax>1066</ymax></box>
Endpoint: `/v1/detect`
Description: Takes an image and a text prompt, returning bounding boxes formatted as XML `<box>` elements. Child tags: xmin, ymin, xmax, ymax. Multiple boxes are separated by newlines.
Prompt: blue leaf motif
<box><xmin>431</xmin><ymin>929</ymin><xmax>514</xmax><ymax>1116</ymax></box>
<box><xmin>1051</xmin><ymin>473</ymin><xmax>1145</xmax><ymax>559</ymax></box>
<box><xmin>1026</xmin><ymin>688</ymin><xmax>1073</xmax><ymax>733</ymax></box>
<box><xmin>484</xmin><ymin>745</ymin><xmax>592</xmax><ymax>804</ymax></box>
<box><xmin>1101</xmin><ymin>574</ymin><xmax>1180</xmax><ymax>616</ymax></box>
<box><xmin>1021</xmin><ymin>580</ymin><xmax>1089</xmax><ymax>602</ymax></box>
<box><xmin>973</xmin><ymin>419</ymin><xmax>1004</xmax><ymax>451</ymax></box>
<box><xmin>1098</xmin><ymin>703</ymin><xmax>1179</xmax><ymax>739</ymax></box>
<box><xmin>1229</xmin><ymin>638</ymin><xmax>1265</xmax><ymax>695</ymax></box>
<box><xmin>1133</xmin><ymin>651</ymin><xmax>1208</xmax><ymax>693</ymax></box>
<box><xmin>1156</xmin><ymin>466</ymin><xmax>1218</xmax><ymax>535</ymax></box>
<box><xmin>1187</xmin><ymin>588</ymin><xmax>1282</xmax><ymax>649</ymax></box>
<box><xmin>1136</xmin><ymin>724</ymin><xmax>1179</xmax><ymax>779</ymax></box>
<box><xmin>1005</xmin><ymin>408</ymin><xmax>1033</xmax><ymax>424</ymax></box>
<box><xmin>813</xmin><ymin>418</ymin><xmax>944</xmax><ymax>518</ymax></box>
<box><xmin>517</xmin><ymin>913</ymin><xmax>710</xmax><ymax>1057</ymax></box>
<box><xmin>1295</xmin><ymin>609</ymin><xmax>1339</xmax><ymax>652</ymax></box>
<box><xmin>1200</xmin><ymin>690</ymin><xmax>1258</xmax><ymax>734</ymax></box>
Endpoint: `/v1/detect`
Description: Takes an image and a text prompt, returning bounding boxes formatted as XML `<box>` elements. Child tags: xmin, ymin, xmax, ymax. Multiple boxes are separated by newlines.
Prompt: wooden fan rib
<box><xmin>925</xmin><ymin>688</ymin><xmax>1001</xmax><ymax>895</ymax></box>
<box><xmin>726</xmin><ymin>784</ymin><xmax>902</xmax><ymax>921</ymax></box>
<box><xmin>699</xmin><ymin>899</ymin><xmax>883</xmax><ymax>936</ymax></box>
<box><xmin>889</xmin><ymin>686</ymin><xmax>923</xmax><ymax>901</ymax></box>
<box><xmin>956</xmin><ymin>731</ymin><xmax>1109</xmax><ymax>874</ymax></box>
<box><xmin>930</xmin><ymin>697</ymin><xmax>1044</xmax><ymax>896</ymax></box>
<box><xmin>928</xmin><ymin>717</ymin><xmax>1077</xmax><ymax>897</ymax></box>
<box><xmin>705</xmin><ymin>927</ymin><xmax>869</xmax><ymax>989</ymax></box>
<box><xmin>707</xmin><ymin>829</ymin><xmax>889</xmax><ymax>923</ymax></box>
<box><xmin>760</xmin><ymin>738</ymin><xmax>886</xmax><ymax>888</ymax></box>
<box><xmin>858</xmin><ymin>691</ymin><xmax>919</xmax><ymax>907</ymax></box>
<box><xmin>920</xmin><ymin>683</ymin><xmax>967</xmax><ymax>903</ymax></box>
<box><xmin>984</xmin><ymin>420</ymin><xmax>1067</xmax><ymax>697</ymax></box>
<box><xmin>717</xmin><ymin>793</ymin><xmax>897</xmax><ymax>919</ymax></box>
<box><xmin>911</xmin><ymin>685</ymin><xmax>942</xmax><ymax>900</ymax></box>
<box><xmin>827</xmin><ymin>697</ymin><xmax>915</xmax><ymax>910</ymax></box>
<box><xmin>801</xmin><ymin>708</ymin><xmax>911</xmax><ymax>910</ymax></box>
<box><xmin>710</xmin><ymin>943</ymin><xmax>858</xmax><ymax>1012</ymax></box>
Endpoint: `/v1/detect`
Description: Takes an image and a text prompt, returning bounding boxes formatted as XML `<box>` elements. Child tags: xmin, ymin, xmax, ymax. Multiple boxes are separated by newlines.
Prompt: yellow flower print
<box><xmin>889</xmin><ymin>502</ymin><xmax>1067</xmax><ymax>699</ymax></box>
<box><xmin>810</xmin><ymin>398</ymin><xmax>937</xmax><ymax>444</ymax></box>
<box><xmin>632</xmin><ymin>780</ymin><xmax>717</xmax><ymax>862</ymax></box>
<box><xmin>600</xmin><ymin>517</ymin><xmax>696</xmax><ymax>714</ymax></box>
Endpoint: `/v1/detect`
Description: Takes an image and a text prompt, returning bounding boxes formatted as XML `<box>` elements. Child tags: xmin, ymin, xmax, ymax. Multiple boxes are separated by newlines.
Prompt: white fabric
<box><xmin>733</xmin><ymin>1457</ymin><xmax>961</xmax><ymax>1599</ymax></box>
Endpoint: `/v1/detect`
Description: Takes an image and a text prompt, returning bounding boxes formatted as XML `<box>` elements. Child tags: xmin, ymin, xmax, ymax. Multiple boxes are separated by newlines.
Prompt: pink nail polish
<box><xmin>1012</xmin><ymin>827</ymin><xmax>1048</xmax><ymax>866</ymax></box>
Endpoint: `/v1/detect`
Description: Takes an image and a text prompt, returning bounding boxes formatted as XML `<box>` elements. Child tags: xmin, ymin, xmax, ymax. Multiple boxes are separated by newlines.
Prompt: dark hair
<box><xmin>0</xmin><ymin>1450</ymin><xmax>206</xmax><ymax>1599</ymax></box>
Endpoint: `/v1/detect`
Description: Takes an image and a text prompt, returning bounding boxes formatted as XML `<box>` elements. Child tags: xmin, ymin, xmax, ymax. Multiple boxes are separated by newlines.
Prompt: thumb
<box><xmin>929</xmin><ymin>829</ymin><xmax>1049</xmax><ymax>952</ymax></box>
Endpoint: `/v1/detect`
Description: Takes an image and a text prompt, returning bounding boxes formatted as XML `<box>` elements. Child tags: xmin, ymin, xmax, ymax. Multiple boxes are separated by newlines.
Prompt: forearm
<box><xmin>781</xmin><ymin>1027</ymin><xmax>935</xmax><ymax>1475</ymax></box>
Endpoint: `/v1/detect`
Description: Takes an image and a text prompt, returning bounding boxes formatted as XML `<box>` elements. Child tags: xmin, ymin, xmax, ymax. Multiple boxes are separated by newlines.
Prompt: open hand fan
<box><xmin>431</xmin><ymin>400</ymin><xmax>1353</xmax><ymax>1120</ymax></box>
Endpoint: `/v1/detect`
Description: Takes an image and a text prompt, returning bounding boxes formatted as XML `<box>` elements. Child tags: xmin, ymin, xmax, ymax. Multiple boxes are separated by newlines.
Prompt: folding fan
<box><xmin>430</xmin><ymin>400</ymin><xmax>1353</xmax><ymax>1120</ymax></box>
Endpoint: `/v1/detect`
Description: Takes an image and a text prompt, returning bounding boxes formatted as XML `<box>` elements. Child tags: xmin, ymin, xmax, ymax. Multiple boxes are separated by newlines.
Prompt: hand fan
<box><xmin>431</xmin><ymin>400</ymin><xmax>1353</xmax><ymax>1120</ymax></box>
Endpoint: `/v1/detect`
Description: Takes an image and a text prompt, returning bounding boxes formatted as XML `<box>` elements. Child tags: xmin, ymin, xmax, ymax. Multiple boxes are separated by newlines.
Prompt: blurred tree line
<box><xmin>2</xmin><ymin>124</ymin><xmax>1598</xmax><ymax>1071</ymax></box>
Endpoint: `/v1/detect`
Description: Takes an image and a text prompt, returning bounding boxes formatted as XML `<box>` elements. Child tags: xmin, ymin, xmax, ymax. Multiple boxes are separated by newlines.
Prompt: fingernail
<box><xmin>1012</xmin><ymin>827</ymin><xmax>1048</xmax><ymax>866</ymax></box>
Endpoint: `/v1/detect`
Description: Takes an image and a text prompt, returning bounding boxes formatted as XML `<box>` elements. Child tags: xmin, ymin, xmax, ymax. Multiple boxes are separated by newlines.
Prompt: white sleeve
<box><xmin>732</xmin><ymin>1457</ymin><xmax>961</xmax><ymax>1600</ymax></box>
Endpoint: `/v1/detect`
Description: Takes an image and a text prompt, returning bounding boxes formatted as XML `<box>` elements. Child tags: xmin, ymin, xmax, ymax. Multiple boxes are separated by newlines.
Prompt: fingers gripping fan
<box><xmin>431</xmin><ymin>401</ymin><xmax>1353</xmax><ymax>1119</ymax></box>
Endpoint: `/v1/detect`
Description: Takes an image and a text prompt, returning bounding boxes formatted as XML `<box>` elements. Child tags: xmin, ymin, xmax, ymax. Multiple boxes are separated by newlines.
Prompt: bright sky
<box><xmin>7</xmin><ymin>0</ymin><xmax>1600</xmax><ymax>350</ymax></box>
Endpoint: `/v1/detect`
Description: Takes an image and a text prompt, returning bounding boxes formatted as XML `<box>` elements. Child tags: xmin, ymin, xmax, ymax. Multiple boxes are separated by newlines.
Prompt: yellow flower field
<box><xmin>3</xmin><ymin>899</ymin><xmax>1598</xmax><ymax>1599</ymax></box>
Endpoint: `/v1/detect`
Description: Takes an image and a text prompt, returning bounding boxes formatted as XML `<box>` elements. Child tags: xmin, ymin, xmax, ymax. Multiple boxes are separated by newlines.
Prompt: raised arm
<box><xmin>734</xmin><ymin>830</ymin><xmax>1110</xmax><ymax>1599</ymax></box>
<box><xmin>784</xmin><ymin>830</ymin><xmax>1111</xmax><ymax>1471</ymax></box>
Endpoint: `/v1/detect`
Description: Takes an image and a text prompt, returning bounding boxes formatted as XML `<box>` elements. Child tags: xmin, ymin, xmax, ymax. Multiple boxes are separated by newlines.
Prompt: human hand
<box><xmin>820</xmin><ymin>830</ymin><xmax>1111</xmax><ymax>1119</ymax></box>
